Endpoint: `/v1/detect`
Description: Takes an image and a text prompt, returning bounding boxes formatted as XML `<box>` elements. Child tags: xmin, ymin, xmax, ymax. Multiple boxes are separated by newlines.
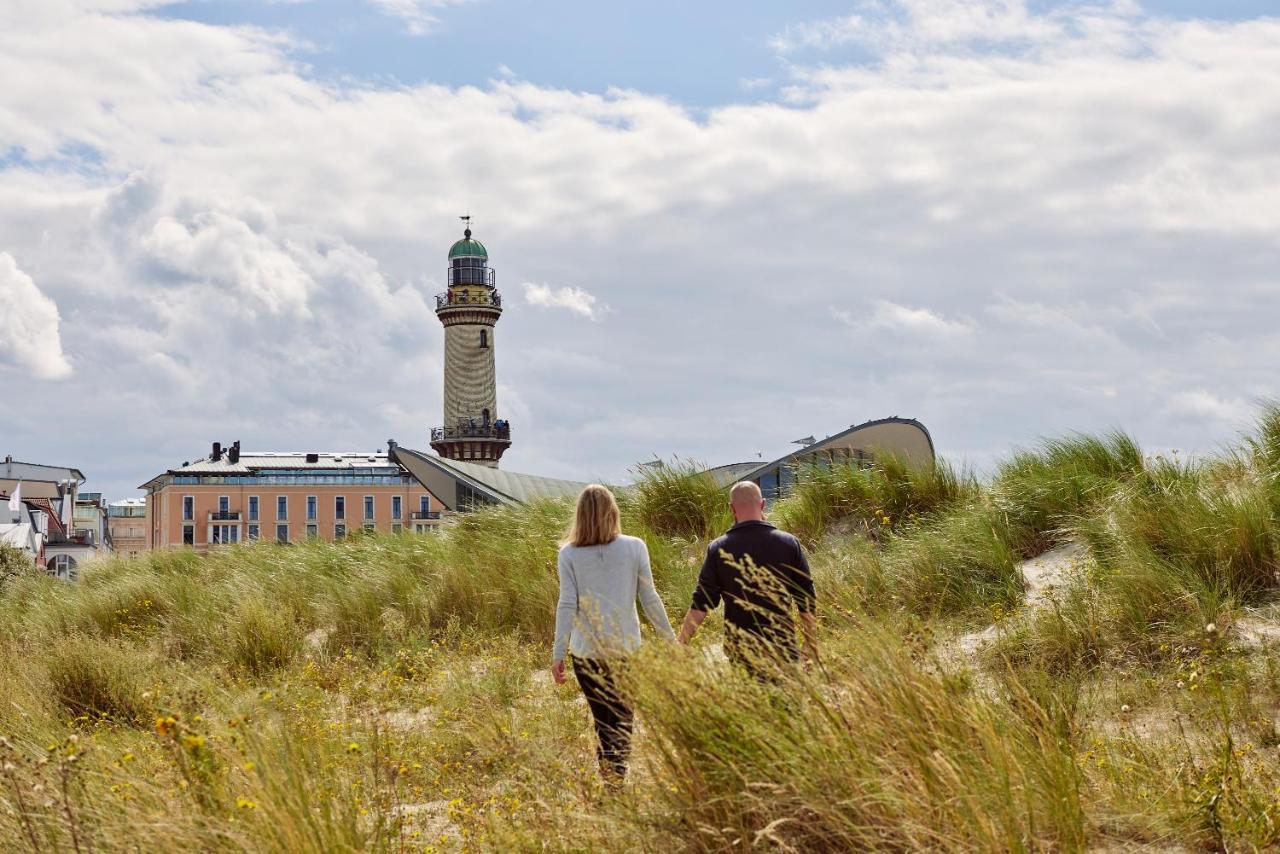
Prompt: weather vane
<box><xmin>460</xmin><ymin>214</ymin><xmax>472</xmax><ymax>236</ymax></box>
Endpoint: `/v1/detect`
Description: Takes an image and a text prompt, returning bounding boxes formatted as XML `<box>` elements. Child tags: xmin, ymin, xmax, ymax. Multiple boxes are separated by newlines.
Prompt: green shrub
<box><xmin>774</xmin><ymin>455</ymin><xmax>978</xmax><ymax>544</ymax></box>
<box><xmin>44</xmin><ymin>634</ymin><xmax>152</xmax><ymax>723</ymax></box>
<box><xmin>632</xmin><ymin>460</ymin><xmax>731</xmax><ymax>540</ymax></box>
<box><xmin>880</xmin><ymin>502</ymin><xmax>1022</xmax><ymax>617</ymax></box>
<box><xmin>225</xmin><ymin>600</ymin><xmax>303</xmax><ymax>675</ymax></box>
<box><xmin>0</xmin><ymin>542</ymin><xmax>35</xmax><ymax>589</ymax></box>
<box><xmin>992</xmin><ymin>431</ymin><xmax>1145</xmax><ymax>557</ymax></box>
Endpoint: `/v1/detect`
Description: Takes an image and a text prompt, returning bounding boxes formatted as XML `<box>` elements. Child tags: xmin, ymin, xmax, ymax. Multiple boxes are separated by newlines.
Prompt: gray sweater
<box><xmin>553</xmin><ymin>534</ymin><xmax>676</xmax><ymax>662</ymax></box>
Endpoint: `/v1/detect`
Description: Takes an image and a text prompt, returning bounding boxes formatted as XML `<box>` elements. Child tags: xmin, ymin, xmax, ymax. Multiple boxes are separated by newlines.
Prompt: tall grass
<box><xmin>5</xmin><ymin>420</ymin><xmax>1280</xmax><ymax>850</ymax></box>
<box><xmin>630</xmin><ymin>459</ymin><xmax>732</xmax><ymax>540</ymax></box>
<box><xmin>773</xmin><ymin>455</ymin><xmax>978</xmax><ymax>545</ymax></box>
<box><xmin>992</xmin><ymin>431</ymin><xmax>1145</xmax><ymax>557</ymax></box>
<box><xmin>619</xmin><ymin>628</ymin><xmax>1085</xmax><ymax>851</ymax></box>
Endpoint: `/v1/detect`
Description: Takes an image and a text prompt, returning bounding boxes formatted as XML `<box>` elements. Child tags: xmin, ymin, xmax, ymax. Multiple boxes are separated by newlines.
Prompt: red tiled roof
<box><xmin>21</xmin><ymin>498</ymin><xmax>65</xmax><ymax>534</ymax></box>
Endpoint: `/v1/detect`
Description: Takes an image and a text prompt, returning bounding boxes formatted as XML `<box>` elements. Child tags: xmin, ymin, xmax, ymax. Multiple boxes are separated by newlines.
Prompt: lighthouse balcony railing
<box><xmin>435</xmin><ymin>289</ymin><xmax>502</xmax><ymax>310</ymax></box>
<box><xmin>446</xmin><ymin>266</ymin><xmax>496</xmax><ymax>288</ymax></box>
<box><xmin>430</xmin><ymin>423</ymin><xmax>512</xmax><ymax>442</ymax></box>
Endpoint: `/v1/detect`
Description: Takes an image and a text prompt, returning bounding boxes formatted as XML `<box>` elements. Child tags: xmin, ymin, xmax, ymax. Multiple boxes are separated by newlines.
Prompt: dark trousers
<box><xmin>571</xmin><ymin>657</ymin><xmax>633</xmax><ymax>780</ymax></box>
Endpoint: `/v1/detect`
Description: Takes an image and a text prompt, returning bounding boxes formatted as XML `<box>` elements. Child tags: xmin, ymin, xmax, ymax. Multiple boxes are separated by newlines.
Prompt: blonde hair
<box><xmin>566</xmin><ymin>484</ymin><xmax>621</xmax><ymax>547</ymax></box>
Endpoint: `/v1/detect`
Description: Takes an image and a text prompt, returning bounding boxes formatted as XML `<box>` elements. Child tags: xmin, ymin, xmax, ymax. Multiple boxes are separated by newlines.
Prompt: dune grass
<box><xmin>6</xmin><ymin>418</ymin><xmax>1280</xmax><ymax>849</ymax></box>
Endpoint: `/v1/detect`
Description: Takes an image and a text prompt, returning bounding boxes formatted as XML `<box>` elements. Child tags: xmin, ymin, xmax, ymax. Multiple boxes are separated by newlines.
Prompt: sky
<box><xmin>1</xmin><ymin>0</ymin><xmax>1279</xmax><ymax>500</ymax></box>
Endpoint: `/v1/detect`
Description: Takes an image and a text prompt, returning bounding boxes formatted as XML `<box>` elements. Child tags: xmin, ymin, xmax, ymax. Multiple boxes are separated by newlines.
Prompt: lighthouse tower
<box><xmin>430</xmin><ymin>219</ymin><xmax>512</xmax><ymax>467</ymax></box>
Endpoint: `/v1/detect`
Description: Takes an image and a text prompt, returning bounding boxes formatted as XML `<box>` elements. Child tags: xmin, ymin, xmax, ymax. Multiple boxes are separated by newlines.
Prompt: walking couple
<box><xmin>551</xmin><ymin>480</ymin><xmax>818</xmax><ymax>786</ymax></box>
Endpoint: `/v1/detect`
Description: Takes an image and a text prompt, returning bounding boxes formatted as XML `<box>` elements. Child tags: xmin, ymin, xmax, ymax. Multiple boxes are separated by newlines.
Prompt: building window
<box><xmin>248</xmin><ymin>524</ymin><xmax>260</xmax><ymax>541</ymax></box>
<box><xmin>335</xmin><ymin>495</ymin><xmax>346</xmax><ymax>521</ymax></box>
<box><xmin>306</xmin><ymin>523</ymin><xmax>318</xmax><ymax>539</ymax></box>
<box><xmin>363</xmin><ymin>496</ymin><xmax>374</xmax><ymax>520</ymax></box>
<box><xmin>391</xmin><ymin>522</ymin><xmax>402</xmax><ymax>534</ymax></box>
<box><xmin>46</xmin><ymin>554</ymin><xmax>78</xmax><ymax>581</ymax></box>
<box><xmin>182</xmin><ymin>496</ymin><xmax>194</xmax><ymax>521</ymax></box>
<box><xmin>218</xmin><ymin>495</ymin><xmax>229</xmax><ymax>514</ymax></box>
<box><xmin>276</xmin><ymin>524</ymin><xmax>289</xmax><ymax>544</ymax></box>
<box><xmin>182</xmin><ymin>525</ymin><xmax>194</xmax><ymax>545</ymax></box>
<box><xmin>479</xmin><ymin>329</ymin><xmax>488</xmax><ymax>348</ymax></box>
<box><xmin>212</xmin><ymin>524</ymin><xmax>239</xmax><ymax>544</ymax></box>
<box><xmin>419</xmin><ymin>495</ymin><xmax>430</xmax><ymax>515</ymax></box>
<box><xmin>363</xmin><ymin>523</ymin><xmax>375</xmax><ymax>533</ymax></box>
<box><xmin>335</xmin><ymin>523</ymin><xmax>346</xmax><ymax>540</ymax></box>
<box><xmin>392</xmin><ymin>496</ymin><xmax>402</xmax><ymax>520</ymax></box>
<box><xmin>277</xmin><ymin>496</ymin><xmax>288</xmax><ymax>520</ymax></box>
<box><xmin>248</xmin><ymin>496</ymin><xmax>259</xmax><ymax>522</ymax></box>
<box><xmin>307</xmin><ymin>495</ymin><xmax>317</xmax><ymax>521</ymax></box>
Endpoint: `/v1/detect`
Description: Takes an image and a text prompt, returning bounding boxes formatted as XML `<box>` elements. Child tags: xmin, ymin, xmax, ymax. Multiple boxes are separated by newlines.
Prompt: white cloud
<box><xmin>365</xmin><ymin>0</ymin><xmax>473</xmax><ymax>35</ymax></box>
<box><xmin>0</xmin><ymin>253</ymin><xmax>72</xmax><ymax>380</ymax></box>
<box><xmin>0</xmin><ymin>0</ymin><xmax>1278</xmax><ymax>495</ymax></box>
<box><xmin>839</xmin><ymin>300</ymin><xmax>972</xmax><ymax>337</ymax></box>
<box><xmin>522</xmin><ymin>282</ymin><xmax>600</xmax><ymax>319</ymax></box>
<box><xmin>1166</xmin><ymin>390</ymin><xmax>1251</xmax><ymax>425</ymax></box>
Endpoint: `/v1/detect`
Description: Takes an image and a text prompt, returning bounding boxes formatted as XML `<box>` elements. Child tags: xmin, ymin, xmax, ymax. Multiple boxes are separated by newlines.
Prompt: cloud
<box><xmin>0</xmin><ymin>0</ymin><xmax>1278</xmax><ymax>497</ymax></box>
<box><xmin>0</xmin><ymin>252</ymin><xmax>72</xmax><ymax>380</ymax></box>
<box><xmin>365</xmin><ymin>0</ymin><xmax>473</xmax><ymax>35</ymax></box>
<box><xmin>838</xmin><ymin>300</ymin><xmax>972</xmax><ymax>337</ymax></box>
<box><xmin>522</xmin><ymin>282</ymin><xmax>600</xmax><ymax>319</ymax></box>
<box><xmin>770</xmin><ymin>0</ymin><xmax>1108</xmax><ymax>54</ymax></box>
<box><xmin>1166</xmin><ymin>390</ymin><xmax>1251</xmax><ymax>426</ymax></box>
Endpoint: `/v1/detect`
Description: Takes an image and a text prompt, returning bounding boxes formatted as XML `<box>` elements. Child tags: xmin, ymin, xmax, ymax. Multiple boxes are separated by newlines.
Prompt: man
<box><xmin>677</xmin><ymin>481</ymin><xmax>818</xmax><ymax>674</ymax></box>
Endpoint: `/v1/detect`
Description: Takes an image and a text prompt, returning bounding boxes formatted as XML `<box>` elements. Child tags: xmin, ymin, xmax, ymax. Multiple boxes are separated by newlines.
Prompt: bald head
<box><xmin>729</xmin><ymin>481</ymin><xmax>766</xmax><ymax>522</ymax></box>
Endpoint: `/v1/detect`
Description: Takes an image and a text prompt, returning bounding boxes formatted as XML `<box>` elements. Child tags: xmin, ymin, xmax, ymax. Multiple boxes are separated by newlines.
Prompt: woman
<box><xmin>552</xmin><ymin>484</ymin><xmax>675</xmax><ymax>785</ymax></box>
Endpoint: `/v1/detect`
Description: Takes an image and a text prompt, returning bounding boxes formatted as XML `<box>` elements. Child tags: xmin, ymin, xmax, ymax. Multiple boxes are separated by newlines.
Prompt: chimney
<box><xmin>212</xmin><ymin>442</ymin><xmax>223</xmax><ymax>461</ymax></box>
<box><xmin>228</xmin><ymin>441</ymin><xmax>241</xmax><ymax>464</ymax></box>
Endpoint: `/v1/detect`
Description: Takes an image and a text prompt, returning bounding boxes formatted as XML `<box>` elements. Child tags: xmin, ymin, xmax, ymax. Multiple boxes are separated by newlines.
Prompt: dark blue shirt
<box><xmin>691</xmin><ymin>520</ymin><xmax>816</xmax><ymax>660</ymax></box>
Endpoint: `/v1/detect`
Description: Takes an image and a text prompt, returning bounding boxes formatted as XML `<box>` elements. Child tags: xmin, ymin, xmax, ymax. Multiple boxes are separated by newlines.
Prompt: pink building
<box><xmin>141</xmin><ymin>442</ymin><xmax>444</xmax><ymax>552</ymax></box>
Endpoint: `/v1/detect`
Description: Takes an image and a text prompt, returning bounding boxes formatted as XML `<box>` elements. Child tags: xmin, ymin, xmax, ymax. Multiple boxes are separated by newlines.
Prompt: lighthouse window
<box><xmin>479</xmin><ymin>330</ymin><xmax>488</xmax><ymax>348</ymax></box>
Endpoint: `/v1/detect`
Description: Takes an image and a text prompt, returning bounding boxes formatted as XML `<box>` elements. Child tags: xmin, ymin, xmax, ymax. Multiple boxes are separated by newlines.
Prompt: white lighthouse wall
<box><xmin>442</xmin><ymin>323</ymin><xmax>498</xmax><ymax>428</ymax></box>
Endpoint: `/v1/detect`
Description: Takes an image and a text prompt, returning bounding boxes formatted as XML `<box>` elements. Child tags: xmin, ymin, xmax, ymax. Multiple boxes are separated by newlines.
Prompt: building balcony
<box><xmin>446</xmin><ymin>265</ymin><xmax>496</xmax><ymax>288</ymax></box>
<box><xmin>48</xmin><ymin>530</ymin><xmax>96</xmax><ymax>547</ymax></box>
<box><xmin>410</xmin><ymin>511</ymin><xmax>443</xmax><ymax>521</ymax></box>
<box><xmin>430</xmin><ymin>422</ymin><xmax>512</xmax><ymax>443</ymax></box>
<box><xmin>208</xmin><ymin>511</ymin><xmax>242</xmax><ymax>521</ymax></box>
<box><xmin>435</xmin><ymin>289</ymin><xmax>502</xmax><ymax>311</ymax></box>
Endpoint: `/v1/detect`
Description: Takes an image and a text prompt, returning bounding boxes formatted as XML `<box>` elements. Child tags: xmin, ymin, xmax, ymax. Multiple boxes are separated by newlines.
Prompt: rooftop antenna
<box><xmin>459</xmin><ymin>214</ymin><xmax>472</xmax><ymax>238</ymax></box>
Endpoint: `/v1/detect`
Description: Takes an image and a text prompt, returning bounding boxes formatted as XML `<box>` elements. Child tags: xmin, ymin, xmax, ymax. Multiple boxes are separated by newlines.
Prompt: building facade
<box><xmin>141</xmin><ymin>443</ymin><xmax>444</xmax><ymax>553</ymax></box>
<box><xmin>108</xmin><ymin>498</ymin><xmax>149</xmax><ymax>557</ymax></box>
<box><xmin>429</xmin><ymin>221</ymin><xmax>512</xmax><ymax>468</ymax></box>
<box><xmin>710</xmin><ymin>417</ymin><xmax>937</xmax><ymax>499</ymax></box>
<box><xmin>1</xmin><ymin>456</ymin><xmax>101</xmax><ymax>578</ymax></box>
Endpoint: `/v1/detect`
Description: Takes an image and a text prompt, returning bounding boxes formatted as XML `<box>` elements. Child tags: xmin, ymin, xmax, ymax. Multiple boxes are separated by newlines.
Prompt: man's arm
<box><xmin>790</xmin><ymin>538</ymin><xmax>819</xmax><ymax>662</ymax></box>
<box><xmin>679</xmin><ymin>545</ymin><xmax>722</xmax><ymax>644</ymax></box>
<box><xmin>677</xmin><ymin>608</ymin><xmax>707</xmax><ymax>644</ymax></box>
<box><xmin>798</xmin><ymin>611</ymin><xmax>819</xmax><ymax>663</ymax></box>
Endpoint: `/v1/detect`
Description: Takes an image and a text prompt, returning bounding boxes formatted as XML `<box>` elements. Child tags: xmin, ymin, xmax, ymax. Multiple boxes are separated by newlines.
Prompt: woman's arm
<box><xmin>636</xmin><ymin>540</ymin><xmax>676</xmax><ymax>641</ymax></box>
<box><xmin>552</xmin><ymin>548</ymin><xmax>577</xmax><ymax>665</ymax></box>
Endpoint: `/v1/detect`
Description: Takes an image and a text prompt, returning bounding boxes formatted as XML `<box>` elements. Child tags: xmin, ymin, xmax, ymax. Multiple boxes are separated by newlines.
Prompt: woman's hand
<box><xmin>551</xmin><ymin>659</ymin><xmax>567</xmax><ymax>685</ymax></box>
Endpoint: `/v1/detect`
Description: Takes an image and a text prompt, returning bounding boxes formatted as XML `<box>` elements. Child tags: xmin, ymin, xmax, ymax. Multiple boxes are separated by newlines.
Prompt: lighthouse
<box><xmin>429</xmin><ymin>219</ymin><xmax>512</xmax><ymax>467</ymax></box>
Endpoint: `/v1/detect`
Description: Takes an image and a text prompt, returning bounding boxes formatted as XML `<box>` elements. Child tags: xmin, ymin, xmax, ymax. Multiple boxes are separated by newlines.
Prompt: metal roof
<box><xmin>736</xmin><ymin>417</ymin><xmax>936</xmax><ymax>484</ymax></box>
<box><xmin>448</xmin><ymin>237</ymin><xmax>488</xmax><ymax>259</ymax></box>
<box><xmin>168</xmin><ymin>452</ymin><xmax>399</xmax><ymax>474</ymax></box>
<box><xmin>1</xmin><ymin>459</ymin><xmax>86</xmax><ymax>484</ymax></box>
<box><xmin>392</xmin><ymin>445</ymin><xmax>586</xmax><ymax>507</ymax></box>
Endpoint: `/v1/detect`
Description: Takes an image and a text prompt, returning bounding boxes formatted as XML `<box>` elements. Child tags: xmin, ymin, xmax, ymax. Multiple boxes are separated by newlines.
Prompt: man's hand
<box><xmin>799</xmin><ymin>611</ymin><xmax>819</xmax><ymax>666</ymax></box>
<box><xmin>677</xmin><ymin>609</ymin><xmax>707</xmax><ymax>645</ymax></box>
<box><xmin>551</xmin><ymin>659</ymin><xmax>567</xmax><ymax>685</ymax></box>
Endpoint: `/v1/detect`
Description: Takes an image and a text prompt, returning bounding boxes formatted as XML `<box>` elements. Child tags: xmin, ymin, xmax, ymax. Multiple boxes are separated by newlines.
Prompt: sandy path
<box><xmin>944</xmin><ymin>541</ymin><xmax>1090</xmax><ymax>666</ymax></box>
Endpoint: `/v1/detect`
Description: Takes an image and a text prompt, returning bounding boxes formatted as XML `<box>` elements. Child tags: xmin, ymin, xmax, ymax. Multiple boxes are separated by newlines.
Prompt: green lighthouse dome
<box><xmin>448</xmin><ymin>228</ymin><xmax>488</xmax><ymax>259</ymax></box>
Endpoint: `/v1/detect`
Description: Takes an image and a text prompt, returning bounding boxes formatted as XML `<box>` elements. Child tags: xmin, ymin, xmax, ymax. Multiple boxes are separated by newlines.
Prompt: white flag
<box><xmin>7</xmin><ymin>481</ymin><xmax>20</xmax><ymax>513</ymax></box>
